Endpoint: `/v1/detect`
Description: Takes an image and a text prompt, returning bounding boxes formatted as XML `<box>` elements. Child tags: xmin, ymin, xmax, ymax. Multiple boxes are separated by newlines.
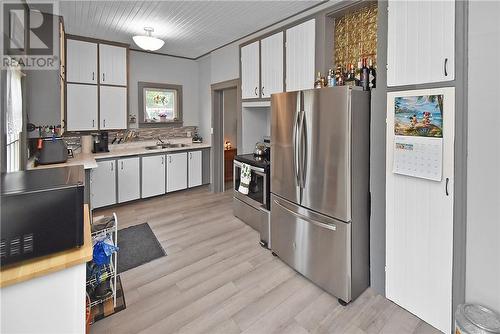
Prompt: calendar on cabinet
<box><xmin>392</xmin><ymin>94</ymin><xmax>444</xmax><ymax>181</ymax></box>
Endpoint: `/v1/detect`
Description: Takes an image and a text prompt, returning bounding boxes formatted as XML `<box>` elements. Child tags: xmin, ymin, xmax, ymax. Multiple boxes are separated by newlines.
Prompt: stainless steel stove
<box><xmin>233</xmin><ymin>151</ymin><xmax>271</xmax><ymax>249</ymax></box>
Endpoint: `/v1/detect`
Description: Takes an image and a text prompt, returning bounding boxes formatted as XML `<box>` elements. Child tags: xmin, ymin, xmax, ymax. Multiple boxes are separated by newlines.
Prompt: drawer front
<box><xmin>271</xmin><ymin>194</ymin><xmax>351</xmax><ymax>301</ymax></box>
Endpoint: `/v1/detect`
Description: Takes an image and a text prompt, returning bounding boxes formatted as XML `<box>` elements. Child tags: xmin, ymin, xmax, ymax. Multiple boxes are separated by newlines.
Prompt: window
<box><xmin>138</xmin><ymin>82</ymin><xmax>183</xmax><ymax>126</ymax></box>
<box><xmin>5</xmin><ymin>62</ymin><xmax>23</xmax><ymax>172</ymax></box>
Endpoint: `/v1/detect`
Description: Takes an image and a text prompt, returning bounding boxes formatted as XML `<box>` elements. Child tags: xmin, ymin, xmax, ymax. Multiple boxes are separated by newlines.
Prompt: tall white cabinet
<box><xmin>387</xmin><ymin>0</ymin><xmax>455</xmax><ymax>86</ymax></box>
<box><xmin>386</xmin><ymin>88</ymin><xmax>455</xmax><ymax>334</ymax></box>
<box><xmin>286</xmin><ymin>19</ymin><xmax>316</xmax><ymax>92</ymax></box>
<box><xmin>66</xmin><ymin>37</ymin><xmax>128</xmax><ymax>131</ymax></box>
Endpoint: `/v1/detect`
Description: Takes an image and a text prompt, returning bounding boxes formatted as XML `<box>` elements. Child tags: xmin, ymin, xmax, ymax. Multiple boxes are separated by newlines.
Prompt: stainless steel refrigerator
<box><xmin>270</xmin><ymin>86</ymin><xmax>370</xmax><ymax>304</ymax></box>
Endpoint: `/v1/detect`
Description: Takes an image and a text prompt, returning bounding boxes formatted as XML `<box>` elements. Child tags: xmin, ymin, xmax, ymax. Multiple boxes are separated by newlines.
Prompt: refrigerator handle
<box><xmin>294</xmin><ymin>100</ymin><xmax>301</xmax><ymax>186</ymax></box>
<box><xmin>299</xmin><ymin>110</ymin><xmax>307</xmax><ymax>189</ymax></box>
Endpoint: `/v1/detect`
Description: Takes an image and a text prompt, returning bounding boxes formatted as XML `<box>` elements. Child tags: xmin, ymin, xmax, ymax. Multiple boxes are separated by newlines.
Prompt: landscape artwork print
<box><xmin>394</xmin><ymin>95</ymin><xmax>443</xmax><ymax>138</ymax></box>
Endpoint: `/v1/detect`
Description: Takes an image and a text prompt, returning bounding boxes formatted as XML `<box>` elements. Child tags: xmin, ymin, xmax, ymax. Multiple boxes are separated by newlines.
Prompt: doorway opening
<box><xmin>211</xmin><ymin>79</ymin><xmax>241</xmax><ymax>193</ymax></box>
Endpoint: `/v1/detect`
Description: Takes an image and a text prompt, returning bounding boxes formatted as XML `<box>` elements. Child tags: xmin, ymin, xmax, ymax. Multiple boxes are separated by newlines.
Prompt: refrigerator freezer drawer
<box><xmin>271</xmin><ymin>194</ymin><xmax>352</xmax><ymax>302</ymax></box>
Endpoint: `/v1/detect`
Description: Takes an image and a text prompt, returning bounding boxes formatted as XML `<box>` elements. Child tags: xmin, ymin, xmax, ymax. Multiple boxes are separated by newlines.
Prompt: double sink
<box><xmin>144</xmin><ymin>143</ymin><xmax>189</xmax><ymax>150</ymax></box>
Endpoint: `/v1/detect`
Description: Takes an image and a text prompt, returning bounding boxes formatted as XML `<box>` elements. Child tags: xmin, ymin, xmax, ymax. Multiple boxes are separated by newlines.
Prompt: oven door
<box><xmin>233</xmin><ymin>160</ymin><xmax>267</xmax><ymax>210</ymax></box>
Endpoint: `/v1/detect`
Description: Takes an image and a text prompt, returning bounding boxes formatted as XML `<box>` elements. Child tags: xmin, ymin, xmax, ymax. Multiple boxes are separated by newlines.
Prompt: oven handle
<box><xmin>233</xmin><ymin>160</ymin><xmax>265</xmax><ymax>174</ymax></box>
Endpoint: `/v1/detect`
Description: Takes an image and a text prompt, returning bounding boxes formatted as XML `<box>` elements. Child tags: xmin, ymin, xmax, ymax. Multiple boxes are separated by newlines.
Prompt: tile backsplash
<box><xmin>61</xmin><ymin>126</ymin><xmax>198</xmax><ymax>153</ymax></box>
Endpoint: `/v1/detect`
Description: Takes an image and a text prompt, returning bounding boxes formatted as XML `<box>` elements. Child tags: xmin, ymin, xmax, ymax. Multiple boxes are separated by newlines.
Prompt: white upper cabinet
<box><xmin>99</xmin><ymin>44</ymin><xmax>127</xmax><ymax>86</ymax></box>
<box><xmin>387</xmin><ymin>0</ymin><xmax>455</xmax><ymax>86</ymax></box>
<box><xmin>100</xmin><ymin>86</ymin><xmax>127</xmax><ymax>129</ymax></box>
<box><xmin>188</xmin><ymin>150</ymin><xmax>203</xmax><ymax>188</ymax></box>
<box><xmin>286</xmin><ymin>19</ymin><xmax>316</xmax><ymax>92</ymax></box>
<box><xmin>261</xmin><ymin>32</ymin><xmax>284</xmax><ymax>98</ymax></box>
<box><xmin>66</xmin><ymin>84</ymin><xmax>98</xmax><ymax>131</ymax></box>
<box><xmin>241</xmin><ymin>41</ymin><xmax>260</xmax><ymax>99</ymax></box>
<box><xmin>117</xmin><ymin>157</ymin><xmax>140</xmax><ymax>203</ymax></box>
<box><xmin>66</xmin><ymin>39</ymin><xmax>97</xmax><ymax>84</ymax></box>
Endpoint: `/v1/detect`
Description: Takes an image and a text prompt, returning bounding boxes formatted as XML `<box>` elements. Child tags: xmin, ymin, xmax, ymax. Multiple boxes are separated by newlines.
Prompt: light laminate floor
<box><xmin>91</xmin><ymin>186</ymin><xmax>440</xmax><ymax>334</ymax></box>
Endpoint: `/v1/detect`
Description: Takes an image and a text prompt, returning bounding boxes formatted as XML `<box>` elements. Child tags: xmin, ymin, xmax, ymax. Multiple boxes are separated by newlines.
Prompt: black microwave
<box><xmin>1</xmin><ymin>166</ymin><xmax>85</xmax><ymax>267</ymax></box>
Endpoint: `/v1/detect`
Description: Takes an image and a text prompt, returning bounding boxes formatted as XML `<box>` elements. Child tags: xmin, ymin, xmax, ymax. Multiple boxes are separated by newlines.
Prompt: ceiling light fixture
<box><xmin>133</xmin><ymin>27</ymin><xmax>164</xmax><ymax>51</ymax></box>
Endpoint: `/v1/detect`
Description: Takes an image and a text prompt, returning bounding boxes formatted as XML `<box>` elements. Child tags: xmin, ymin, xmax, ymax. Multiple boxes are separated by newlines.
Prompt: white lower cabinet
<box><xmin>117</xmin><ymin>157</ymin><xmax>140</xmax><ymax>203</ymax></box>
<box><xmin>91</xmin><ymin>160</ymin><xmax>116</xmax><ymax>209</ymax></box>
<box><xmin>188</xmin><ymin>150</ymin><xmax>202</xmax><ymax>188</ymax></box>
<box><xmin>166</xmin><ymin>152</ymin><xmax>188</xmax><ymax>193</ymax></box>
<box><xmin>141</xmin><ymin>155</ymin><xmax>166</xmax><ymax>198</ymax></box>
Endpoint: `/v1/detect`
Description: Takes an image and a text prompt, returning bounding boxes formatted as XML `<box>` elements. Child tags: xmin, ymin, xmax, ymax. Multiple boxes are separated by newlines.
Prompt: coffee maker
<box><xmin>92</xmin><ymin>132</ymin><xmax>109</xmax><ymax>153</ymax></box>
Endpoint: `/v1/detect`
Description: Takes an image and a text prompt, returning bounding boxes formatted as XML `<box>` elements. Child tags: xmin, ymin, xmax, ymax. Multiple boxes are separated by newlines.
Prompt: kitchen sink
<box><xmin>144</xmin><ymin>143</ymin><xmax>189</xmax><ymax>150</ymax></box>
<box><xmin>144</xmin><ymin>145</ymin><xmax>164</xmax><ymax>150</ymax></box>
<box><xmin>164</xmin><ymin>143</ymin><xmax>188</xmax><ymax>148</ymax></box>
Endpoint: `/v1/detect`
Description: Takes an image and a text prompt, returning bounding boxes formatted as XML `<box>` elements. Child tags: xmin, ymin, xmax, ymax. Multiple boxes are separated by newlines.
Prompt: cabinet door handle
<box><xmin>444</xmin><ymin>58</ymin><xmax>448</xmax><ymax>77</ymax></box>
<box><xmin>445</xmin><ymin>177</ymin><xmax>449</xmax><ymax>196</ymax></box>
<box><xmin>169</xmin><ymin>156</ymin><xmax>172</xmax><ymax>163</ymax></box>
<box><xmin>254</xmin><ymin>87</ymin><xmax>258</xmax><ymax>96</ymax></box>
<box><xmin>121</xmin><ymin>161</ymin><xmax>123</xmax><ymax>170</ymax></box>
<box><xmin>110</xmin><ymin>162</ymin><xmax>113</xmax><ymax>171</ymax></box>
<box><xmin>92</xmin><ymin>72</ymin><xmax>94</xmax><ymax>81</ymax></box>
<box><xmin>102</xmin><ymin>73</ymin><xmax>105</xmax><ymax>82</ymax></box>
<box><xmin>92</xmin><ymin>119</ymin><xmax>95</xmax><ymax>128</ymax></box>
<box><xmin>103</xmin><ymin>119</ymin><xmax>106</xmax><ymax>128</ymax></box>
<box><xmin>262</xmin><ymin>86</ymin><xmax>265</xmax><ymax>96</ymax></box>
<box><xmin>161</xmin><ymin>156</ymin><xmax>164</xmax><ymax>165</ymax></box>
<box><xmin>190</xmin><ymin>152</ymin><xmax>192</xmax><ymax>160</ymax></box>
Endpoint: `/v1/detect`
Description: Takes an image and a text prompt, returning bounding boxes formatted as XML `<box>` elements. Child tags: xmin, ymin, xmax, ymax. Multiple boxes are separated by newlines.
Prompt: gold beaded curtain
<box><xmin>334</xmin><ymin>3</ymin><xmax>378</xmax><ymax>69</ymax></box>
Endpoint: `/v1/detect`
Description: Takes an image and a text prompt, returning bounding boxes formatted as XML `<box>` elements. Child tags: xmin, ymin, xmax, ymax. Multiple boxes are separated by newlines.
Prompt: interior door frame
<box><xmin>211</xmin><ymin>79</ymin><xmax>241</xmax><ymax>193</ymax></box>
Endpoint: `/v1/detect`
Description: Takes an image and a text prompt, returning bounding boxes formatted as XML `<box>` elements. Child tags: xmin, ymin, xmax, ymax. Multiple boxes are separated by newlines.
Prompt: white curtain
<box><xmin>5</xmin><ymin>62</ymin><xmax>23</xmax><ymax>172</ymax></box>
<box><xmin>6</xmin><ymin>64</ymin><xmax>23</xmax><ymax>144</ymax></box>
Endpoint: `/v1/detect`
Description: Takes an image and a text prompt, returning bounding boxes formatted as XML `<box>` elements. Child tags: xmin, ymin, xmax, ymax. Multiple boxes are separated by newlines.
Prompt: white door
<box><xmin>66</xmin><ymin>39</ymin><xmax>97</xmax><ymax>84</ymax></box>
<box><xmin>66</xmin><ymin>84</ymin><xmax>98</xmax><ymax>131</ymax></box>
<box><xmin>261</xmin><ymin>32</ymin><xmax>284</xmax><ymax>98</ymax></box>
<box><xmin>99</xmin><ymin>44</ymin><xmax>127</xmax><ymax>86</ymax></box>
<box><xmin>166</xmin><ymin>152</ymin><xmax>187</xmax><ymax>192</ymax></box>
<box><xmin>91</xmin><ymin>160</ymin><xmax>116</xmax><ymax>209</ymax></box>
<box><xmin>117</xmin><ymin>157</ymin><xmax>140</xmax><ymax>203</ymax></box>
<box><xmin>100</xmin><ymin>86</ymin><xmax>127</xmax><ymax>129</ymax></box>
<box><xmin>142</xmin><ymin>155</ymin><xmax>166</xmax><ymax>198</ymax></box>
<box><xmin>387</xmin><ymin>0</ymin><xmax>455</xmax><ymax>86</ymax></box>
<box><xmin>188</xmin><ymin>150</ymin><xmax>202</xmax><ymax>188</ymax></box>
<box><xmin>286</xmin><ymin>19</ymin><xmax>315</xmax><ymax>92</ymax></box>
<box><xmin>386</xmin><ymin>87</ymin><xmax>455</xmax><ymax>334</ymax></box>
<box><xmin>241</xmin><ymin>41</ymin><xmax>260</xmax><ymax>99</ymax></box>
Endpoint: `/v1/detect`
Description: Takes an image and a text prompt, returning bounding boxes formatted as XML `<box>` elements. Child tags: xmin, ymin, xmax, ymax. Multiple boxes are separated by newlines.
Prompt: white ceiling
<box><xmin>58</xmin><ymin>1</ymin><xmax>323</xmax><ymax>59</ymax></box>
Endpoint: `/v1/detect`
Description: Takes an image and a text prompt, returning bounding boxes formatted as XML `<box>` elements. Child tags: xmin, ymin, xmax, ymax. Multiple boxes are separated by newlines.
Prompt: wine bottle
<box><xmin>368</xmin><ymin>58</ymin><xmax>376</xmax><ymax>89</ymax></box>
<box><xmin>360</xmin><ymin>58</ymin><xmax>370</xmax><ymax>91</ymax></box>
<box><xmin>314</xmin><ymin>71</ymin><xmax>322</xmax><ymax>89</ymax></box>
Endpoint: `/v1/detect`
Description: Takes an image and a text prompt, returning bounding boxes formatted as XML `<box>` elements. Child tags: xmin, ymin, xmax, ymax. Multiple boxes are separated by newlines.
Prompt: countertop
<box><xmin>0</xmin><ymin>204</ymin><xmax>92</xmax><ymax>288</ymax></box>
<box><xmin>27</xmin><ymin>142</ymin><xmax>211</xmax><ymax>171</ymax></box>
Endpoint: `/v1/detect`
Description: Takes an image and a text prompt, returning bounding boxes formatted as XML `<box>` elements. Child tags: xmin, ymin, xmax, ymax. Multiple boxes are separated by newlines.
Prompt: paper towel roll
<box><xmin>81</xmin><ymin>135</ymin><xmax>93</xmax><ymax>154</ymax></box>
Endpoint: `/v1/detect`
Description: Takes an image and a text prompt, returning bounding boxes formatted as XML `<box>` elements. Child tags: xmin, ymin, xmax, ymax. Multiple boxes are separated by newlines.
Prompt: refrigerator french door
<box><xmin>270</xmin><ymin>86</ymin><xmax>370</xmax><ymax>303</ymax></box>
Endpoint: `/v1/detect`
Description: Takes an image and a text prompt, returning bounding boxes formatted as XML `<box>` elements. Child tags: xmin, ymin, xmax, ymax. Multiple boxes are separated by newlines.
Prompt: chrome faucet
<box><xmin>156</xmin><ymin>136</ymin><xmax>165</xmax><ymax>145</ymax></box>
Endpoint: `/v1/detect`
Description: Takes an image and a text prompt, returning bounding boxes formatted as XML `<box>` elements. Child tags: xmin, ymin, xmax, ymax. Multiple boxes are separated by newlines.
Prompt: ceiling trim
<box><xmin>130</xmin><ymin>48</ymin><xmax>196</xmax><ymax>61</ymax></box>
